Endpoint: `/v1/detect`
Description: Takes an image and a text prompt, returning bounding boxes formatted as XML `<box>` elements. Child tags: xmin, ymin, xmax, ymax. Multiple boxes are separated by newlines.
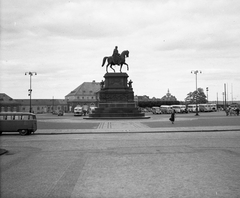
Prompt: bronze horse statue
<box><xmin>102</xmin><ymin>50</ymin><xmax>129</xmax><ymax>73</ymax></box>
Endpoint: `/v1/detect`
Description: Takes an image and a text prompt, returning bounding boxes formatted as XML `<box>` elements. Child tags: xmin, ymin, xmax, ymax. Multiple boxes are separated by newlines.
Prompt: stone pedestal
<box><xmin>88</xmin><ymin>73</ymin><xmax>149</xmax><ymax>119</ymax></box>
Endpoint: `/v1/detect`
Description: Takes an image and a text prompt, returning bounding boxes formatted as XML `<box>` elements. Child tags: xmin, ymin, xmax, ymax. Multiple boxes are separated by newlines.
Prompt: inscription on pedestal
<box><xmin>109</xmin><ymin>78</ymin><xmax>124</xmax><ymax>87</ymax></box>
<box><xmin>100</xmin><ymin>93</ymin><xmax>133</xmax><ymax>102</ymax></box>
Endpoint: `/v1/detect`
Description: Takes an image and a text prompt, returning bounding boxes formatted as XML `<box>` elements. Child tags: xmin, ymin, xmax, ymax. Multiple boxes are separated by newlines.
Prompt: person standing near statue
<box><xmin>112</xmin><ymin>46</ymin><xmax>121</xmax><ymax>64</ymax></box>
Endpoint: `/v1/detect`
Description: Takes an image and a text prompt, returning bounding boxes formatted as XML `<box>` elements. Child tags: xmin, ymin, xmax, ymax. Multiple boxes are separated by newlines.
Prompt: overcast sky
<box><xmin>1</xmin><ymin>0</ymin><xmax>240</xmax><ymax>102</ymax></box>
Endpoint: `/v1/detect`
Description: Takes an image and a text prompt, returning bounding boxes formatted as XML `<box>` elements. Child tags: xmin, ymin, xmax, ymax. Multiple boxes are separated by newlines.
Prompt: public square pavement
<box><xmin>1</xmin><ymin>111</ymin><xmax>240</xmax><ymax>198</ymax></box>
<box><xmin>35</xmin><ymin>111</ymin><xmax>240</xmax><ymax>134</ymax></box>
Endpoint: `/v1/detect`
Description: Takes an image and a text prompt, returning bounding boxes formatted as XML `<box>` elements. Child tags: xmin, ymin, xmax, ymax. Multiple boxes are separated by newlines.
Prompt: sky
<box><xmin>1</xmin><ymin>0</ymin><xmax>240</xmax><ymax>102</ymax></box>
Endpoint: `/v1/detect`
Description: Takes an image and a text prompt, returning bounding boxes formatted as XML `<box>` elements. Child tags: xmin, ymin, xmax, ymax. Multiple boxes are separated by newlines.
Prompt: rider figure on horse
<box><xmin>112</xmin><ymin>46</ymin><xmax>121</xmax><ymax>64</ymax></box>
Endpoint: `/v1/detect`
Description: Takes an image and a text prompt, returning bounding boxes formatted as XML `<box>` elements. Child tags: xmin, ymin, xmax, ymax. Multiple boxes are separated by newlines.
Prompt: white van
<box><xmin>74</xmin><ymin>105</ymin><xmax>83</xmax><ymax>116</ymax></box>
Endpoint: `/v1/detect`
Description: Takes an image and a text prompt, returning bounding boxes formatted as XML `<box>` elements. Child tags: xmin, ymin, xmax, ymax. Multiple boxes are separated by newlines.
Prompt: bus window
<box><xmin>6</xmin><ymin>115</ymin><xmax>13</xmax><ymax>120</ymax></box>
<box><xmin>0</xmin><ymin>115</ymin><xmax>4</xmax><ymax>120</ymax></box>
<box><xmin>14</xmin><ymin>115</ymin><xmax>21</xmax><ymax>120</ymax></box>
<box><xmin>28</xmin><ymin>115</ymin><xmax>34</xmax><ymax>120</ymax></box>
<box><xmin>21</xmin><ymin>115</ymin><xmax>27</xmax><ymax>120</ymax></box>
<box><xmin>23</xmin><ymin>115</ymin><xmax>30</xmax><ymax>120</ymax></box>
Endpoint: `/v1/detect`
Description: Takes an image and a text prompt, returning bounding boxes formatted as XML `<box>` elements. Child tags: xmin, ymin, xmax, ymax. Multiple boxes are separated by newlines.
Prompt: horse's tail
<box><xmin>102</xmin><ymin>57</ymin><xmax>108</xmax><ymax>67</ymax></box>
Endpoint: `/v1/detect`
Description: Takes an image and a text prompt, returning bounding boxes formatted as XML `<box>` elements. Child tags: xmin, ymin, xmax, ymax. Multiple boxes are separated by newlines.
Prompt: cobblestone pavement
<box><xmin>1</xmin><ymin>131</ymin><xmax>240</xmax><ymax>198</ymax></box>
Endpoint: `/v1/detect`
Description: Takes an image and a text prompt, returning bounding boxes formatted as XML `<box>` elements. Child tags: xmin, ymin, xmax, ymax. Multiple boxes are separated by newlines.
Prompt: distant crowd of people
<box><xmin>225</xmin><ymin>106</ymin><xmax>240</xmax><ymax>116</ymax></box>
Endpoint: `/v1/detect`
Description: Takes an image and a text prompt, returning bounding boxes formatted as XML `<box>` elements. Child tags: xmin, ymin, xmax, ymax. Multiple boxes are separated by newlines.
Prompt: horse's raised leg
<box><xmin>106</xmin><ymin>64</ymin><xmax>108</xmax><ymax>73</ymax></box>
<box><xmin>110</xmin><ymin>65</ymin><xmax>115</xmax><ymax>72</ymax></box>
<box><xmin>120</xmin><ymin>64</ymin><xmax>122</xmax><ymax>73</ymax></box>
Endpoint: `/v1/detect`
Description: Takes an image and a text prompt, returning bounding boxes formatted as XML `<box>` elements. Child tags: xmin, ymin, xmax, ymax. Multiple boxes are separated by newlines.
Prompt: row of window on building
<box><xmin>66</xmin><ymin>96</ymin><xmax>97</xmax><ymax>100</ymax></box>
<box><xmin>1</xmin><ymin>105</ymin><xmax>67</xmax><ymax>114</ymax></box>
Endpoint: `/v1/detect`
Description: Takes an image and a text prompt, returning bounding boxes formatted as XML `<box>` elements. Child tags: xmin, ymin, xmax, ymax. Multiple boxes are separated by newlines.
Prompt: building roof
<box><xmin>0</xmin><ymin>93</ymin><xmax>20</xmax><ymax>105</ymax></box>
<box><xmin>65</xmin><ymin>81</ymin><xmax>101</xmax><ymax>97</ymax></box>
<box><xmin>136</xmin><ymin>95</ymin><xmax>150</xmax><ymax>101</ymax></box>
<box><xmin>0</xmin><ymin>93</ymin><xmax>13</xmax><ymax>101</ymax></box>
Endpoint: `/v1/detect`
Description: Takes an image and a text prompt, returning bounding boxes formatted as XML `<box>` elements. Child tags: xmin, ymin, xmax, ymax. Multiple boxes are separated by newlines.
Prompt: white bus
<box><xmin>160</xmin><ymin>105</ymin><xmax>172</xmax><ymax>114</ymax></box>
<box><xmin>152</xmin><ymin>106</ymin><xmax>161</xmax><ymax>114</ymax></box>
<box><xmin>187</xmin><ymin>104</ymin><xmax>199</xmax><ymax>112</ymax></box>
<box><xmin>209</xmin><ymin>104</ymin><xmax>217</xmax><ymax>112</ymax></box>
<box><xmin>199</xmin><ymin>104</ymin><xmax>211</xmax><ymax>112</ymax></box>
<box><xmin>171</xmin><ymin>105</ymin><xmax>186</xmax><ymax>113</ymax></box>
<box><xmin>199</xmin><ymin>104</ymin><xmax>217</xmax><ymax>112</ymax></box>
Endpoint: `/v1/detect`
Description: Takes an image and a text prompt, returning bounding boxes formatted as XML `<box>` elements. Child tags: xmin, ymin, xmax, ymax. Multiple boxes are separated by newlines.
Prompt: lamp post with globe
<box><xmin>25</xmin><ymin>72</ymin><xmax>37</xmax><ymax>113</ymax></box>
<box><xmin>191</xmin><ymin>70</ymin><xmax>202</xmax><ymax>116</ymax></box>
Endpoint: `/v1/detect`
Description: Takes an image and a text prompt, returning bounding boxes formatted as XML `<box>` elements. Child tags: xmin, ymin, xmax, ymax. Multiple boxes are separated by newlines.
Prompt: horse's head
<box><xmin>121</xmin><ymin>50</ymin><xmax>129</xmax><ymax>58</ymax></box>
<box><xmin>126</xmin><ymin>50</ymin><xmax>129</xmax><ymax>57</ymax></box>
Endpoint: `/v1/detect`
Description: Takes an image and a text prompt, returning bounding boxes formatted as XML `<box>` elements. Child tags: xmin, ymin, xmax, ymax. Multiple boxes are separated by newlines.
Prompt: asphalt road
<box><xmin>1</xmin><ymin>130</ymin><xmax>240</xmax><ymax>198</ymax></box>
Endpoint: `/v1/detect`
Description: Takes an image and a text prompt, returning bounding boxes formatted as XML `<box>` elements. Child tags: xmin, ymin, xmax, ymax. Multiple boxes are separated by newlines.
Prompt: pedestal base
<box><xmin>87</xmin><ymin>73</ymin><xmax>149</xmax><ymax>119</ymax></box>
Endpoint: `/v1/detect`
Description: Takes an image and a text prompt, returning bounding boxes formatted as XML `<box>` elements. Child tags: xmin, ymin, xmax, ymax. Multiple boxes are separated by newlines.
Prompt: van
<box><xmin>0</xmin><ymin>112</ymin><xmax>37</xmax><ymax>135</ymax></box>
<box><xmin>74</xmin><ymin>105</ymin><xmax>83</xmax><ymax>116</ymax></box>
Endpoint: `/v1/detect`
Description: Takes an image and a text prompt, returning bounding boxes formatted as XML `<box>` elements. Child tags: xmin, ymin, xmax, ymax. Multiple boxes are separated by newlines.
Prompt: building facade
<box><xmin>15</xmin><ymin>99</ymin><xmax>67</xmax><ymax>113</ymax></box>
<box><xmin>0</xmin><ymin>93</ymin><xmax>67</xmax><ymax>113</ymax></box>
<box><xmin>0</xmin><ymin>93</ymin><xmax>20</xmax><ymax>112</ymax></box>
<box><xmin>65</xmin><ymin>80</ymin><xmax>101</xmax><ymax>112</ymax></box>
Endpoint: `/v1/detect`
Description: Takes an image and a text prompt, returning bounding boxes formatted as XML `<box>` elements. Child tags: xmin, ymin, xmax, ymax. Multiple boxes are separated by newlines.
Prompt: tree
<box><xmin>185</xmin><ymin>88</ymin><xmax>207</xmax><ymax>104</ymax></box>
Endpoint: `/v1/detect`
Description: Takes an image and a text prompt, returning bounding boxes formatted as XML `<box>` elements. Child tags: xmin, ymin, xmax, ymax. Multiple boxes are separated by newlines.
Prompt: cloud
<box><xmin>1</xmin><ymin>0</ymin><xmax>240</xmax><ymax>100</ymax></box>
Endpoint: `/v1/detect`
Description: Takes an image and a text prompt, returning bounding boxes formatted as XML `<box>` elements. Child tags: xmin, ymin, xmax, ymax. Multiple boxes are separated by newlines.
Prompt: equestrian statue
<box><xmin>102</xmin><ymin>46</ymin><xmax>129</xmax><ymax>73</ymax></box>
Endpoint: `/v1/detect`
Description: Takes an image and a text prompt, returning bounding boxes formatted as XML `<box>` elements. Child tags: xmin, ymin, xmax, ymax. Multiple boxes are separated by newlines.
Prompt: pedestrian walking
<box><xmin>225</xmin><ymin>107</ymin><xmax>230</xmax><ymax>116</ymax></box>
<box><xmin>169</xmin><ymin>109</ymin><xmax>176</xmax><ymax>124</ymax></box>
<box><xmin>236</xmin><ymin>108</ymin><xmax>239</xmax><ymax>116</ymax></box>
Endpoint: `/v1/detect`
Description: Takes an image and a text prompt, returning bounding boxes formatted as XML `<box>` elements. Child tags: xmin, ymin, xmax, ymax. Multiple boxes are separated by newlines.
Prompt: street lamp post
<box><xmin>206</xmin><ymin>87</ymin><xmax>209</xmax><ymax>102</ymax></box>
<box><xmin>25</xmin><ymin>72</ymin><xmax>37</xmax><ymax>113</ymax></box>
<box><xmin>191</xmin><ymin>70</ymin><xmax>202</xmax><ymax>116</ymax></box>
<box><xmin>222</xmin><ymin>92</ymin><xmax>225</xmax><ymax>109</ymax></box>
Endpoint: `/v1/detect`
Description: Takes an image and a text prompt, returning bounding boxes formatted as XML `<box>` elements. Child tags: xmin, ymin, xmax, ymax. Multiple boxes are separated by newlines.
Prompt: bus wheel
<box><xmin>19</xmin><ymin>130</ymin><xmax>29</xmax><ymax>136</ymax></box>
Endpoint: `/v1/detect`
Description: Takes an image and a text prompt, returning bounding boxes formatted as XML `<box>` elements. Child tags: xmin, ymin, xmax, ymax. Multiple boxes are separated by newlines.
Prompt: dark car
<box><xmin>57</xmin><ymin>111</ymin><xmax>64</xmax><ymax>116</ymax></box>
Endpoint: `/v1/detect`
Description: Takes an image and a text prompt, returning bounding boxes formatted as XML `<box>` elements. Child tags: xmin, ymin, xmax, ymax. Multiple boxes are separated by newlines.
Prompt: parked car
<box><xmin>89</xmin><ymin>106</ymin><xmax>97</xmax><ymax>114</ymax></box>
<box><xmin>57</xmin><ymin>111</ymin><xmax>64</xmax><ymax>116</ymax></box>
